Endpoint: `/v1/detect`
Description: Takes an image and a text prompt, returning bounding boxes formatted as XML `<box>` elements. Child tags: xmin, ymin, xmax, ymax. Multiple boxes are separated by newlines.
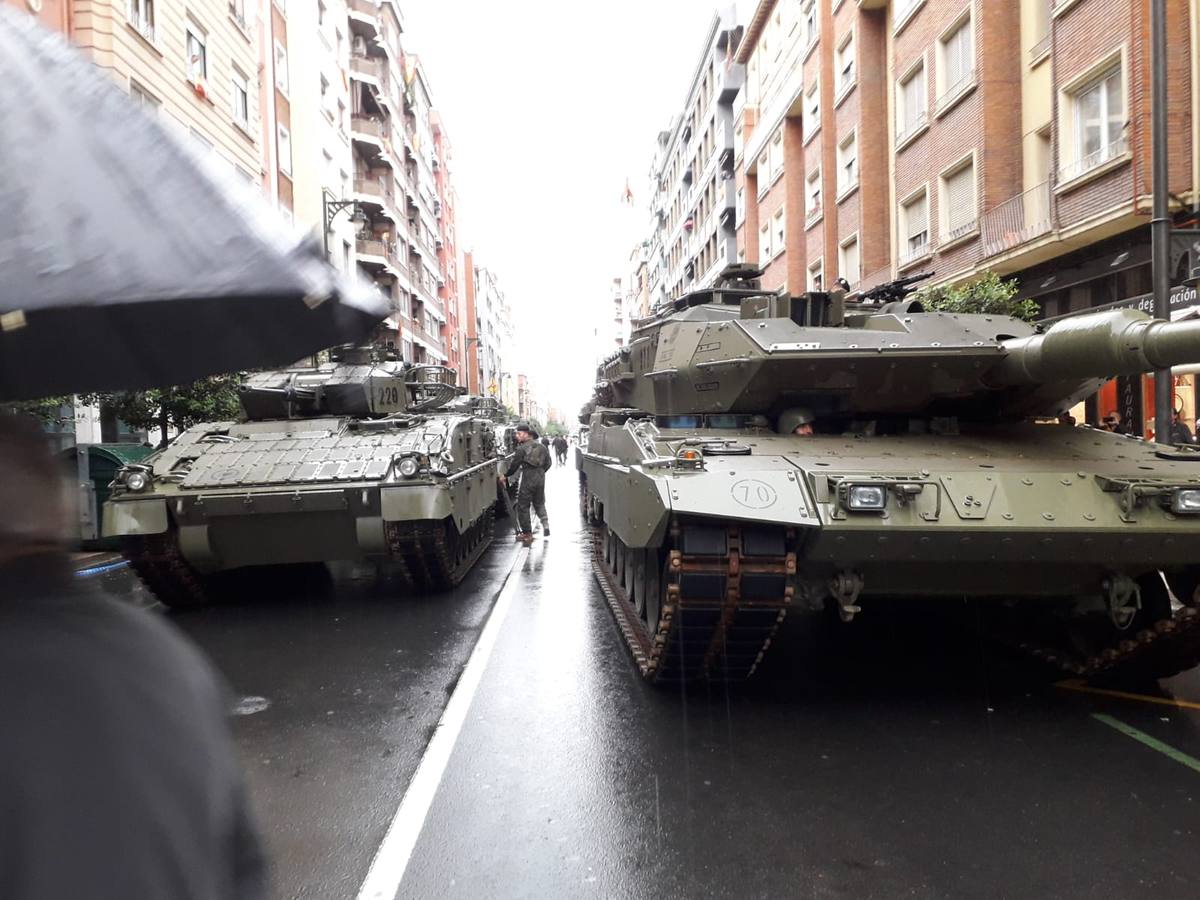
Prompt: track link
<box><xmin>121</xmin><ymin>531</ymin><xmax>210</xmax><ymax>608</ymax></box>
<box><xmin>1017</xmin><ymin>605</ymin><xmax>1200</xmax><ymax>682</ymax></box>
<box><xmin>385</xmin><ymin>508</ymin><xmax>495</xmax><ymax>591</ymax></box>
<box><xmin>591</xmin><ymin>519</ymin><xmax>793</xmax><ymax>684</ymax></box>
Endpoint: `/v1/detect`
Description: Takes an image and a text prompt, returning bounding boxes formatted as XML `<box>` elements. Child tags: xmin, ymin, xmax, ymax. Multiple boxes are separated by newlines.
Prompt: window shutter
<box><xmin>906</xmin><ymin>195</ymin><xmax>927</xmax><ymax>243</ymax></box>
<box><xmin>945</xmin><ymin>165</ymin><xmax>974</xmax><ymax>233</ymax></box>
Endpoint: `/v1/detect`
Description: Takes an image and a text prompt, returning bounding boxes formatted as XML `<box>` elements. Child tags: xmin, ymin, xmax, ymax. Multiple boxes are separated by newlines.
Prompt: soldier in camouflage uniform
<box><xmin>501</xmin><ymin>423</ymin><xmax>551</xmax><ymax>545</ymax></box>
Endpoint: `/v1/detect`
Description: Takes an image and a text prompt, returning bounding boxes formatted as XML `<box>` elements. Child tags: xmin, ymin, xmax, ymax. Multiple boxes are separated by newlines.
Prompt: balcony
<box><xmin>351</xmin><ymin>115</ymin><xmax>388</xmax><ymax>142</ymax></box>
<box><xmin>347</xmin><ymin>0</ymin><xmax>380</xmax><ymax>32</ymax></box>
<box><xmin>356</xmin><ymin>238</ymin><xmax>407</xmax><ymax>279</ymax></box>
<box><xmin>349</xmin><ymin>55</ymin><xmax>383</xmax><ymax>84</ymax></box>
<box><xmin>353</xmin><ymin>174</ymin><xmax>400</xmax><ymax>221</ymax></box>
<box><xmin>981</xmin><ymin>181</ymin><xmax>1053</xmax><ymax>259</ymax></box>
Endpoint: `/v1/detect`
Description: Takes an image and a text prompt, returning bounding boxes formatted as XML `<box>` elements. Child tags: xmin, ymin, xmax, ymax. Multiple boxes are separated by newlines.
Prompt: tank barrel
<box><xmin>988</xmin><ymin>308</ymin><xmax>1200</xmax><ymax>386</ymax></box>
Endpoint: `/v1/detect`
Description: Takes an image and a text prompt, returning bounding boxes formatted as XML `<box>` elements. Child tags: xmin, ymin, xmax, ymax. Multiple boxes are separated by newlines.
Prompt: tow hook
<box><xmin>830</xmin><ymin>570</ymin><xmax>864</xmax><ymax>623</ymax></box>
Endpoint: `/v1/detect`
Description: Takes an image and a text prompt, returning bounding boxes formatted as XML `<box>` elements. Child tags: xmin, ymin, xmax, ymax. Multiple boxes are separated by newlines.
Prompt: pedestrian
<box><xmin>1169</xmin><ymin>409</ymin><xmax>1196</xmax><ymax>445</ymax></box>
<box><xmin>501</xmin><ymin>422</ymin><xmax>552</xmax><ymax>545</ymax></box>
<box><xmin>0</xmin><ymin>413</ymin><xmax>267</xmax><ymax>900</ymax></box>
<box><xmin>553</xmin><ymin>434</ymin><xmax>568</xmax><ymax>466</ymax></box>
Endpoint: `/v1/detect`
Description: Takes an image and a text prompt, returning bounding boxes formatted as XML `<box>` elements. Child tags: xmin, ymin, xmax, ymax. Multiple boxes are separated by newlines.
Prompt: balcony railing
<box><xmin>1058</xmin><ymin>137</ymin><xmax>1129</xmax><ymax>184</ymax></box>
<box><xmin>351</xmin><ymin>115</ymin><xmax>387</xmax><ymax>141</ymax></box>
<box><xmin>981</xmin><ymin>180</ymin><xmax>1053</xmax><ymax>258</ymax></box>
<box><xmin>348</xmin><ymin>0</ymin><xmax>380</xmax><ymax>23</ymax></box>
<box><xmin>350</xmin><ymin>55</ymin><xmax>382</xmax><ymax>82</ymax></box>
<box><xmin>898</xmin><ymin>238</ymin><xmax>931</xmax><ymax>268</ymax></box>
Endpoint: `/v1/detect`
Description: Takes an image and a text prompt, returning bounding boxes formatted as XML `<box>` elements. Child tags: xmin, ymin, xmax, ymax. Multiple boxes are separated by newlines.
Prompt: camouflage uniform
<box><xmin>505</xmin><ymin>439</ymin><xmax>550</xmax><ymax>536</ymax></box>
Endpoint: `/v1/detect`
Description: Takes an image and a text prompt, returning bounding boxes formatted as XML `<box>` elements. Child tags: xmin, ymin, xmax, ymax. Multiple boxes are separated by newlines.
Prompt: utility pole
<box><xmin>1151</xmin><ymin>0</ymin><xmax>1173</xmax><ymax>442</ymax></box>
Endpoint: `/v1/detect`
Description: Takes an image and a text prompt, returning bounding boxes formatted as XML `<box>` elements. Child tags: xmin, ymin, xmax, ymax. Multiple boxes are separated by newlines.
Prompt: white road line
<box><xmin>357</xmin><ymin>546</ymin><xmax>527</xmax><ymax>900</ymax></box>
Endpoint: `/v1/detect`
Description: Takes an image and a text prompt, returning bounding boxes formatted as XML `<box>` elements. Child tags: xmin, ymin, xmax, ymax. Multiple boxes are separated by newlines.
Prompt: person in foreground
<box><xmin>500</xmin><ymin>422</ymin><xmax>551</xmax><ymax>546</ymax></box>
<box><xmin>0</xmin><ymin>414</ymin><xmax>267</xmax><ymax>900</ymax></box>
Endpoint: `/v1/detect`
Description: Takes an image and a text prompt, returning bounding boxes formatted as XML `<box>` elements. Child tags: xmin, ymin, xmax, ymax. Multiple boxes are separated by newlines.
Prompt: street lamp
<box><xmin>322</xmin><ymin>188</ymin><xmax>367</xmax><ymax>258</ymax></box>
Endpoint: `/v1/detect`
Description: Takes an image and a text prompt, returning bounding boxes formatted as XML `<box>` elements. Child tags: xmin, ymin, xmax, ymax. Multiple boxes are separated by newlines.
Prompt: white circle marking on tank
<box><xmin>730</xmin><ymin>479</ymin><xmax>778</xmax><ymax>509</ymax></box>
<box><xmin>232</xmin><ymin>696</ymin><xmax>271</xmax><ymax>716</ymax></box>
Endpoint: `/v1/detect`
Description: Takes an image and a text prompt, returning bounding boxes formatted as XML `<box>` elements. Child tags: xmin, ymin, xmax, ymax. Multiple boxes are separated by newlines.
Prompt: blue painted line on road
<box><xmin>74</xmin><ymin>560</ymin><xmax>130</xmax><ymax>578</ymax></box>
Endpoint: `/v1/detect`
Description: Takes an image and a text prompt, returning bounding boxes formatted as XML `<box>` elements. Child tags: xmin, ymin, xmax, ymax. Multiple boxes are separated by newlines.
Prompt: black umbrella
<box><xmin>0</xmin><ymin>8</ymin><xmax>389</xmax><ymax>401</ymax></box>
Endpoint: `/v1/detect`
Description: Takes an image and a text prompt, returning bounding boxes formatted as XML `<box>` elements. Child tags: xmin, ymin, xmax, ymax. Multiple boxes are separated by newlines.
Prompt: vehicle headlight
<box><xmin>124</xmin><ymin>470</ymin><xmax>150</xmax><ymax>492</ymax></box>
<box><xmin>397</xmin><ymin>457</ymin><xmax>421</xmax><ymax>478</ymax></box>
<box><xmin>1170</xmin><ymin>488</ymin><xmax>1200</xmax><ymax>514</ymax></box>
<box><xmin>845</xmin><ymin>484</ymin><xmax>887</xmax><ymax>512</ymax></box>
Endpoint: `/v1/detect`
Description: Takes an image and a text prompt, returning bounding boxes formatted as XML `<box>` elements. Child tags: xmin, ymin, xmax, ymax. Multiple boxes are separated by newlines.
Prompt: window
<box><xmin>736</xmin><ymin>186</ymin><xmax>745</xmax><ymax>224</ymax></box>
<box><xmin>1066</xmin><ymin>64</ymin><xmax>1125</xmax><ymax>180</ymax></box>
<box><xmin>801</xmin><ymin>0</ymin><xmax>818</xmax><ymax>48</ymax></box>
<box><xmin>275</xmin><ymin>41</ymin><xmax>289</xmax><ymax>93</ymax></box>
<box><xmin>337</xmin><ymin>99</ymin><xmax>347</xmax><ymax>132</ymax></box>
<box><xmin>231</xmin><ymin>68</ymin><xmax>249</xmax><ymax>128</ymax></box>
<box><xmin>806</xmin><ymin>168</ymin><xmax>821</xmax><ymax>219</ymax></box>
<box><xmin>899</xmin><ymin>189</ymin><xmax>930</xmax><ymax>264</ymax></box>
<box><xmin>941</xmin><ymin>157</ymin><xmax>977</xmax><ymax>240</ymax></box>
<box><xmin>836</xmin><ymin>31</ymin><xmax>855</xmax><ymax>93</ymax></box>
<box><xmin>317</xmin><ymin>0</ymin><xmax>325</xmax><ymax>26</ymax></box>
<box><xmin>897</xmin><ymin>61</ymin><xmax>926</xmax><ymax>143</ymax></box>
<box><xmin>129</xmin><ymin>80</ymin><xmax>160</xmax><ymax>113</ymax></box>
<box><xmin>773</xmin><ymin>208</ymin><xmax>785</xmax><ymax>257</ymax></box>
<box><xmin>186</xmin><ymin>26</ymin><xmax>206</xmax><ymax>83</ymax></box>
<box><xmin>759</xmin><ymin>222</ymin><xmax>772</xmax><ymax>262</ymax></box>
<box><xmin>278</xmin><ymin>124</ymin><xmax>292</xmax><ymax>175</ymax></box>
<box><xmin>804</xmin><ymin>80</ymin><xmax>820</xmax><ymax>141</ymax></box>
<box><xmin>768</xmin><ymin>128</ymin><xmax>783</xmax><ymax>182</ymax></box>
<box><xmin>808</xmin><ymin>259</ymin><xmax>824</xmax><ymax>292</ymax></box>
<box><xmin>320</xmin><ymin>74</ymin><xmax>331</xmax><ymax>117</ymax></box>
<box><xmin>229</xmin><ymin>0</ymin><xmax>246</xmax><ymax>29</ymax></box>
<box><xmin>126</xmin><ymin>0</ymin><xmax>154</xmax><ymax>41</ymax></box>
<box><xmin>937</xmin><ymin>14</ymin><xmax>974</xmax><ymax>104</ymax></box>
<box><xmin>837</xmin><ymin>131</ymin><xmax>858</xmax><ymax>196</ymax></box>
<box><xmin>839</xmin><ymin>236</ymin><xmax>860</xmax><ymax>286</ymax></box>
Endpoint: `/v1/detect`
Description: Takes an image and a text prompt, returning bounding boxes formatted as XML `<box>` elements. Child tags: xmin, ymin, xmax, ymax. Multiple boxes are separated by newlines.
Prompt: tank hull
<box><xmin>580</xmin><ymin>415</ymin><xmax>1200</xmax><ymax>682</ymax></box>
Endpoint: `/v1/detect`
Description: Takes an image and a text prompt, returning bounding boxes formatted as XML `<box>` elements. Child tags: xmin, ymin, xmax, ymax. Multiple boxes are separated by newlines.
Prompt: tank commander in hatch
<box><xmin>779</xmin><ymin>407</ymin><xmax>816</xmax><ymax>436</ymax></box>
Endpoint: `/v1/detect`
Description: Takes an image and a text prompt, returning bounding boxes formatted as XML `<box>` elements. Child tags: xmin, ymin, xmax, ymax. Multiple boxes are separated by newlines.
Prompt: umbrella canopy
<box><xmin>0</xmin><ymin>9</ymin><xmax>390</xmax><ymax>401</ymax></box>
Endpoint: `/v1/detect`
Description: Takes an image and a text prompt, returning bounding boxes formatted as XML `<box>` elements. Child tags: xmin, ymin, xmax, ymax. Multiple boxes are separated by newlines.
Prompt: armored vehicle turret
<box><xmin>105</xmin><ymin>349</ymin><xmax>503</xmax><ymax>607</ymax></box>
<box><xmin>579</xmin><ymin>270</ymin><xmax>1200</xmax><ymax>684</ymax></box>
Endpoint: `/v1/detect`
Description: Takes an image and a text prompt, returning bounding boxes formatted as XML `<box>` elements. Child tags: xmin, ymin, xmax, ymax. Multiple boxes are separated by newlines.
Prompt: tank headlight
<box><xmin>397</xmin><ymin>457</ymin><xmax>421</xmax><ymax>478</ymax></box>
<box><xmin>124</xmin><ymin>470</ymin><xmax>150</xmax><ymax>492</ymax></box>
<box><xmin>1170</xmin><ymin>489</ymin><xmax>1200</xmax><ymax>514</ymax></box>
<box><xmin>845</xmin><ymin>484</ymin><xmax>887</xmax><ymax>512</ymax></box>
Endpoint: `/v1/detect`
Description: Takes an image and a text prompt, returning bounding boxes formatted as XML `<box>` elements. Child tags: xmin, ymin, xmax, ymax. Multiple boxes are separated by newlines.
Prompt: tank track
<box><xmin>384</xmin><ymin>508</ymin><xmax>495</xmax><ymax>592</ymax></box>
<box><xmin>121</xmin><ymin>531</ymin><xmax>210</xmax><ymax>609</ymax></box>
<box><xmin>591</xmin><ymin>518</ymin><xmax>794</xmax><ymax>683</ymax></box>
<box><xmin>1015</xmin><ymin>605</ymin><xmax>1200</xmax><ymax>683</ymax></box>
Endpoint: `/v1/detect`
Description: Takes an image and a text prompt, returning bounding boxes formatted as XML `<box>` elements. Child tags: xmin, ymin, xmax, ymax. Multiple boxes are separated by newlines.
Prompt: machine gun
<box><xmin>855</xmin><ymin>271</ymin><xmax>934</xmax><ymax>306</ymax></box>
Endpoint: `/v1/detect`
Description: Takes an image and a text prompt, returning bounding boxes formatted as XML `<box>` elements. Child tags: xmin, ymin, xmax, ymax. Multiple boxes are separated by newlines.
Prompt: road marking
<box><xmin>1092</xmin><ymin>713</ymin><xmax>1200</xmax><ymax>775</ymax></box>
<box><xmin>357</xmin><ymin>546</ymin><xmax>527</xmax><ymax>900</ymax></box>
<box><xmin>1056</xmin><ymin>678</ymin><xmax>1200</xmax><ymax>711</ymax></box>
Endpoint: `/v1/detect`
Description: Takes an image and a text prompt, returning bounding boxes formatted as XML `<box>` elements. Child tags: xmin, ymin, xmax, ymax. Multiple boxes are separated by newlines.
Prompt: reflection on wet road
<box><xmin>90</xmin><ymin>465</ymin><xmax>1200</xmax><ymax>899</ymax></box>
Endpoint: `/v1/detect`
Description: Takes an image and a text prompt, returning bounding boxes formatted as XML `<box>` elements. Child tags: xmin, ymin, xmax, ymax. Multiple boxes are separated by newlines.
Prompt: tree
<box><xmin>918</xmin><ymin>272</ymin><xmax>1038</xmax><ymax>323</ymax></box>
<box><xmin>1</xmin><ymin>396</ymin><xmax>73</xmax><ymax>426</ymax></box>
<box><xmin>83</xmin><ymin>373</ymin><xmax>244</xmax><ymax>448</ymax></box>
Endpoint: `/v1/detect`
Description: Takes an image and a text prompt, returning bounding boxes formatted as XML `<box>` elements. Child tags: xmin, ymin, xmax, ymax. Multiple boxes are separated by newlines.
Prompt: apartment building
<box><xmin>645</xmin><ymin>7</ymin><xmax>745</xmax><ymax>307</ymax></box>
<box><xmin>432</xmin><ymin>111</ymin><xmax>465</xmax><ymax>382</ymax></box>
<box><xmin>472</xmin><ymin>264</ymin><xmax>508</xmax><ymax>399</ymax></box>
<box><xmin>46</xmin><ymin>0</ymin><xmax>264</xmax><ymax>186</ymax></box>
<box><xmin>735</xmin><ymin>0</ymin><xmax>1197</xmax><ymax>432</ymax></box>
<box><xmin>287</xmin><ymin>0</ymin><xmax>355</xmax><ymax>270</ymax></box>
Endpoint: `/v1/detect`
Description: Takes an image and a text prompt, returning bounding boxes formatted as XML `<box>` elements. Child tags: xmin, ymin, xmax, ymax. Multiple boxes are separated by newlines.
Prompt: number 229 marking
<box><xmin>377</xmin><ymin>386</ymin><xmax>400</xmax><ymax>406</ymax></box>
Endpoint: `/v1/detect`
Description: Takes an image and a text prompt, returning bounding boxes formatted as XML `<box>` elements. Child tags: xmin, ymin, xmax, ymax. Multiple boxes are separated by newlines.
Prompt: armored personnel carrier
<box><xmin>105</xmin><ymin>348</ymin><xmax>502</xmax><ymax>607</ymax></box>
<box><xmin>579</xmin><ymin>268</ymin><xmax>1200</xmax><ymax>684</ymax></box>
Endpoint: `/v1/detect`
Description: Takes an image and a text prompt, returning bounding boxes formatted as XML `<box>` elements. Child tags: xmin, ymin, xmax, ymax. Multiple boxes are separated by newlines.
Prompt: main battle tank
<box><xmin>104</xmin><ymin>348</ymin><xmax>502</xmax><ymax>607</ymax></box>
<box><xmin>579</xmin><ymin>268</ymin><xmax>1200</xmax><ymax>684</ymax></box>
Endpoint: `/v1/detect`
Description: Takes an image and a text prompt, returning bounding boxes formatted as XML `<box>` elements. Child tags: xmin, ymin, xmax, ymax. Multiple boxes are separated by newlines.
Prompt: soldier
<box><xmin>501</xmin><ymin>423</ymin><xmax>551</xmax><ymax>545</ymax></box>
<box><xmin>553</xmin><ymin>434</ymin><xmax>569</xmax><ymax>466</ymax></box>
<box><xmin>778</xmin><ymin>407</ymin><xmax>816</xmax><ymax>436</ymax></box>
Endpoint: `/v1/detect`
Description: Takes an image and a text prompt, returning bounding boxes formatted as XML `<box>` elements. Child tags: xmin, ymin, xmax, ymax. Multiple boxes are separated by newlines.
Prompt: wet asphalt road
<box><xmin>92</xmin><ymin>465</ymin><xmax>1200</xmax><ymax>899</ymax></box>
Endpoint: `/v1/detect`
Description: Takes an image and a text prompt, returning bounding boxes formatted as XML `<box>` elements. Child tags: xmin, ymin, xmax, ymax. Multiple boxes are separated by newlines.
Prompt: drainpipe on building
<box><xmin>1151</xmin><ymin>0</ymin><xmax>1173</xmax><ymax>441</ymax></box>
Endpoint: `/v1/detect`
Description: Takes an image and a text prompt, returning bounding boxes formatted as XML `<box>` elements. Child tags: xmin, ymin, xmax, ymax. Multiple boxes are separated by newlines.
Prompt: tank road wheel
<box><xmin>624</xmin><ymin>551</ymin><xmax>640</xmax><ymax>618</ymax></box>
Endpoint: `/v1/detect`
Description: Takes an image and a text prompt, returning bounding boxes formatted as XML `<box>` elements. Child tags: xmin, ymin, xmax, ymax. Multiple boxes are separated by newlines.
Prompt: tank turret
<box><xmin>600</xmin><ymin>276</ymin><xmax>1200</xmax><ymax>422</ymax></box>
<box><xmin>238</xmin><ymin>351</ymin><xmax>459</xmax><ymax>420</ymax></box>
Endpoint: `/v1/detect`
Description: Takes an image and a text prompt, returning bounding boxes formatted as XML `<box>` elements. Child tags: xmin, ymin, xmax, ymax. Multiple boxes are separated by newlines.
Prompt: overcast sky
<box><xmin>403</xmin><ymin>0</ymin><xmax>751</xmax><ymax>419</ymax></box>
